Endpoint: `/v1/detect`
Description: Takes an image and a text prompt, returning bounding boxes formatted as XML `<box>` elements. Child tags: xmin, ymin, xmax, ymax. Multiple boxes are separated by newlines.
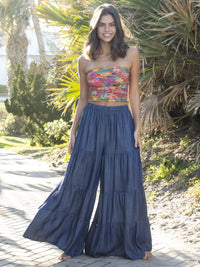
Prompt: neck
<box><xmin>100</xmin><ymin>42</ymin><xmax>111</xmax><ymax>57</ymax></box>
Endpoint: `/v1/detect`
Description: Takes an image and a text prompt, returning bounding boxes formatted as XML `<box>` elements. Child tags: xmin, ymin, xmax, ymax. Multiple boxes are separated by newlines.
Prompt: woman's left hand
<box><xmin>134</xmin><ymin>129</ymin><xmax>142</xmax><ymax>154</ymax></box>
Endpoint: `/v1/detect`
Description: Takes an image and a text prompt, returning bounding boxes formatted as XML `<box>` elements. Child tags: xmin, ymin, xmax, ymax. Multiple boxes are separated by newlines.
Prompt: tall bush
<box><xmin>5</xmin><ymin>62</ymin><xmax>70</xmax><ymax>145</ymax></box>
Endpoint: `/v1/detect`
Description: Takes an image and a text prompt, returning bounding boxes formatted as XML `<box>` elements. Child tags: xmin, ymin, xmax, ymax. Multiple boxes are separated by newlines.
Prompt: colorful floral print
<box><xmin>87</xmin><ymin>66</ymin><xmax>129</xmax><ymax>102</ymax></box>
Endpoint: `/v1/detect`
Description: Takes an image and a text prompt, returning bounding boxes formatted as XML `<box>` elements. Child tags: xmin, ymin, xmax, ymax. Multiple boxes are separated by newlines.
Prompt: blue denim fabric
<box><xmin>23</xmin><ymin>103</ymin><xmax>152</xmax><ymax>260</ymax></box>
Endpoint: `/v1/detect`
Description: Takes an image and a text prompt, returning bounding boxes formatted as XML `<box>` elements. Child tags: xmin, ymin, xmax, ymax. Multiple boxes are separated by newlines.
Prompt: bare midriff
<box><xmin>88</xmin><ymin>101</ymin><xmax>128</xmax><ymax>106</ymax></box>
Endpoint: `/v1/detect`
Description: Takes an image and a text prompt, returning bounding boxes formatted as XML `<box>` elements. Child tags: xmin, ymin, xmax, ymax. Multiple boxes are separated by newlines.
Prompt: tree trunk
<box><xmin>29</xmin><ymin>0</ymin><xmax>48</xmax><ymax>75</ymax></box>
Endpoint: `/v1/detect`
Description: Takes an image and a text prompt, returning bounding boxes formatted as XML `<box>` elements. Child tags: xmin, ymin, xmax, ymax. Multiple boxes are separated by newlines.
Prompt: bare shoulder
<box><xmin>78</xmin><ymin>54</ymin><xmax>92</xmax><ymax>74</ymax></box>
<box><xmin>78</xmin><ymin>54</ymin><xmax>87</xmax><ymax>68</ymax></box>
<box><xmin>127</xmin><ymin>46</ymin><xmax>140</xmax><ymax>58</ymax></box>
<box><xmin>126</xmin><ymin>46</ymin><xmax>140</xmax><ymax>71</ymax></box>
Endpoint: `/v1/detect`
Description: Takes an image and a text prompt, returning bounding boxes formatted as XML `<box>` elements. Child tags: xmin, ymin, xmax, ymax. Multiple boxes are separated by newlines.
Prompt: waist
<box><xmin>86</xmin><ymin>102</ymin><xmax>129</xmax><ymax>111</ymax></box>
<box><xmin>88</xmin><ymin>101</ymin><xmax>128</xmax><ymax>106</ymax></box>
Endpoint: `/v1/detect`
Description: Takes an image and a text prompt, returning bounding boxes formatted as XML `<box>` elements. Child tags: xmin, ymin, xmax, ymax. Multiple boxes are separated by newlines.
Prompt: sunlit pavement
<box><xmin>0</xmin><ymin>148</ymin><xmax>199</xmax><ymax>267</ymax></box>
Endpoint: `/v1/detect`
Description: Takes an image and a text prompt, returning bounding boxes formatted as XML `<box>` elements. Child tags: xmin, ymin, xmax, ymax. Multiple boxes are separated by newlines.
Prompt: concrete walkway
<box><xmin>0</xmin><ymin>148</ymin><xmax>199</xmax><ymax>267</ymax></box>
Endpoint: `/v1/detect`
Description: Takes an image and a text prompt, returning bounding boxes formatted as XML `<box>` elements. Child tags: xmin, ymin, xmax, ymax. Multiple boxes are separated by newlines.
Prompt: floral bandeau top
<box><xmin>87</xmin><ymin>66</ymin><xmax>129</xmax><ymax>102</ymax></box>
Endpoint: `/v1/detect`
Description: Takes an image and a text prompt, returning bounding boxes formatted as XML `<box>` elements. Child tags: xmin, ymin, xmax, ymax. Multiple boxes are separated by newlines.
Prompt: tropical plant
<box><xmin>0</xmin><ymin>0</ymin><xmax>48</xmax><ymax>97</ymax></box>
<box><xmin>115</xmin><ymin>0</ymin><xmax>200</xmax><ymax>134</ymax></box>
<box><xmin>36</xmin><ymin>0</ymin><xmax>200</xmax><ymax>142</ymax></box>
<box><xmin>35</xmin><ymin>0</ymin><xmax>91</xmax><ymax>111</ymax></box>
<box><xmin>28</xmin><ymin>0</ymin><xmax>48</xmax><ymax>68</ymax></box>
<box><xmin>0</xmin><ymin>0</ymin><xmax>29</xmax><ymax>97</ymax></box>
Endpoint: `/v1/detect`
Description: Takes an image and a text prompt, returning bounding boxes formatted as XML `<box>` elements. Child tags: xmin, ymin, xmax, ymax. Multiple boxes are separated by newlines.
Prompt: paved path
<box><xmin>0</xmin><ymin>148</ymin><xmax>199</xmax><ymax>267</ymax></box>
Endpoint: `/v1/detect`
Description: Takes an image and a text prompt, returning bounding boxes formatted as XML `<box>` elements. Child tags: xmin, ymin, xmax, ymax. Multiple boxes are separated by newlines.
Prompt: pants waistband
<box><xmin>86</xmin><ymin>102</ymin><xmax>129</xmax><ymax>111</ymax></box>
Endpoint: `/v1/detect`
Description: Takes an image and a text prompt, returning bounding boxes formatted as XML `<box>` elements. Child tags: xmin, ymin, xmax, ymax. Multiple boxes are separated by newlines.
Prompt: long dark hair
<box><xmin>84</xmin><ymin>4</ymin><xmax>129</xmax><ymax>61</ymax></box>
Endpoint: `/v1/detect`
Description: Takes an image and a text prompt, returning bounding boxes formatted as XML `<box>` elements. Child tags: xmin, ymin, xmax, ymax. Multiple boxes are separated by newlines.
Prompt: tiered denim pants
<box><xmin>23</xmin><ymin>103</ymin><xmax>152</xmax><ymax>260</ymax></box>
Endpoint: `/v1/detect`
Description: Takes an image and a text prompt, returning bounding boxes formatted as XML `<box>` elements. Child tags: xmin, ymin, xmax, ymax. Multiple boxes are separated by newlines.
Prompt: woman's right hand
<box><xmin>68</xmin><ymin>133</ymin><xmax>76</xmax><ymax>155</ymax></box>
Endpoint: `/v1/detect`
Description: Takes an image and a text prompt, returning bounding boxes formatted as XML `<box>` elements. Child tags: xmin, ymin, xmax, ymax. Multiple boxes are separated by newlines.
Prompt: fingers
<box><xmin>135</xmin><ymin>138</ymin><xmax>140</xmax><ymax>148</ymax></box>
<box><xmin>134</xmin><ymin>136</ymin><xmax>142</xmax><ymax>156</ymax></box>
<box><xmin>135</xmin><ymin>136</ymin><xmax>141</xmax><ymax>148</ymax></box>
<box><xmin>68</xmin><ymin>143</ymin><xmax>73</xmax><ymax>155</ymax></box>
<box><xmin>68</xmin><ymin>134</ymin><xmax>76</xmax><ymax>155</ymax></box>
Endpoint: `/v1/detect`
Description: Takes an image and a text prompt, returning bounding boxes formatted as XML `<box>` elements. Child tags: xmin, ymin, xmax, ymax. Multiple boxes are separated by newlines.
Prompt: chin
<box><xmin>102</xmin><ymin>37</ymin><xmax>114</xmax><ymax>43</ymax></box>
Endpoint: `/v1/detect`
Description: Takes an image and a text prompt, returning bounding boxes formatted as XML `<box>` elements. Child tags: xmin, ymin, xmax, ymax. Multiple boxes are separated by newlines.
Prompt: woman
<box><xmin>23</xmin><ymin>3</ymin><xmax>154</xmax><ymax>261</ymax></box>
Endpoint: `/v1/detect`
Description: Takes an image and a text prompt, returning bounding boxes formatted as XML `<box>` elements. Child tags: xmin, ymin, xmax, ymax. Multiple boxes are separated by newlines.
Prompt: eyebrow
<box><xmin>99</xmin><ymin>21</ymin><xmax>115</xmax><ymax>24</ymax></box>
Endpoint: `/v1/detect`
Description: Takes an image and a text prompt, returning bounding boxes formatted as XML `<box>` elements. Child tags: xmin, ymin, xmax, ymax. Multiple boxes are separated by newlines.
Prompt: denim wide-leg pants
<box><xmin>23</xmin><ymin>103</ymin><xmax>152</xmax><ymax>260</ymax></box>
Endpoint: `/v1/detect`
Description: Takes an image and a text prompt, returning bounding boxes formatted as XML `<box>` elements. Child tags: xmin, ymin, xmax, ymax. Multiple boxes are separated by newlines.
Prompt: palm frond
<box><xmin>159</xmin><ymin>81</ymin><xmax>189</xmax><ymax>111</ymax></box>
<box><xmin>186</xmin><ymin>137</ymin><xmax>200</xmax><ymax>161</ymax></box>
<box><xmin>187</xmin><ymin>90</ymin><xmax>200</xmax><ymax>115</ymax></box>
<box><xmin>141</xmin><ymin>94</ymin><xmax>172</xmax><ymax>131</ymax></box>
<box><xmin>48</xmin><ymin>68</ymin><xmax>80</xmax><ymax>114</ymax></box>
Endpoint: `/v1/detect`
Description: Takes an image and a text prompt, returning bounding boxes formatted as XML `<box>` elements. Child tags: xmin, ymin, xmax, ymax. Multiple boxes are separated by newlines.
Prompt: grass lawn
<box><xmin>0</xmin><ymin>136</ymin><xmax>53</xmax><ymax>158</ymax></box>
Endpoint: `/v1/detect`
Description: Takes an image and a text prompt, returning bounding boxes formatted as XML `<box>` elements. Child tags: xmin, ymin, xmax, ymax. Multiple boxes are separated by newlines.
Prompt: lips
<box><xmin>103</xmin><ymin>34</ymin><xmax>112</xmax><ymax>37</ymax></box>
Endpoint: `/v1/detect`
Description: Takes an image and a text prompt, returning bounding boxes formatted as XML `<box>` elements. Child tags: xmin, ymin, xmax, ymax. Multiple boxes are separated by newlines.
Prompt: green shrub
<box><xmin>145</xmin><ymin>156</ymin><xmax>193</xmax><ymax>183</ymax></box>
<box><xmin>180</xmin><ymin>135</ymin><xmax>190</xmax><ymax>148</ymax></box>
<box><xmin>0</xmin><ymin>113</ymin><xmax>26</xmax><ymax>136</ymax></box>
<box><xmin>4</xmin><ymin>62</ymin><xmax>71</xmax><ymax>146</ymax></box>
<box><xmin>44</xmin><ymin>119</ymin><xmax>70</xmax><ymax>144</ymax></box>
<box><xmin>24</xmin><ymin>119</ymin><xmax>50</xmax><ymax>147</ymax></box>
<box><xmin>0</xmin><ymin>102</ymin><xmax>8</xmax><ymax>121</ymax></box>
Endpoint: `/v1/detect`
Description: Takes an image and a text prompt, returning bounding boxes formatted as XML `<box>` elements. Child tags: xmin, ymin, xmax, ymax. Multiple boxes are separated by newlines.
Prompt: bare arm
<box><xmin>68</xmin><ymin>56</ymin><xmax>89</xmax><ymax>154</ymax></box>
<box><xmin>128</xmin><ymin>47</ymin><xmax>142</xmax><ymax>151</ymax></box>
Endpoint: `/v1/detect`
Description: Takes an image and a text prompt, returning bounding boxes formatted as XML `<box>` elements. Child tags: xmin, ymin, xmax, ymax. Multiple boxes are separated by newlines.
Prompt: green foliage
<box><xmin>35</xmin><ymin>0</ymin><xmax>91</xmax><ymax>113</ymax></box>
<box><xmin>48</xmin><ymin>68</ymin><xmax>80</xmax><ymax>114</ymax></box>
<box><xmin>4</xmin><ymin>62</ymin><xmax>70</xmax><ymax>146</ymax></box>
<box><xmin>145</xmin><ymin>155</ymin><xmax>199</xmax><ymax>183</ymax></box>
<box><xmin>114</xmin><ymin>0</ymin><xmax>200</xmax><ymax>133</ymax></box>
<box><xmin>180</xmin><ymin>135</ymin><xmax>190</xmax><ymax>148</ymax></box>
<box><xmin>0</xmin><ymin>135</ymin><xmax>53</xmax><ymax>158</ymax></box>
<box><xmin>189</xmin><ymin>180</ymin><xmax>200</xmax><ymax>202</ymax></box>
<box><xmin>44</xmin><ymin>118</ymin><xmax>70</xmax><ymax>144</ymax></box>
<box><xmin>0</xmin><ymin>0</ymin><xmax>29</xmax><ymax>34</ymax></box>
<box><xmin>0</xmin><ymin>113</ymin><xmax>26</xmax><ymax>136</ymax></box>
<box><xmin>5</xmin><ymin>62</ymin><xmax>58</xmax><ymax>121</ymax></box>
<box><xmin>146</xmin><ymin>156</ymin><xmax>182</xmax><ymax>182</ymax></box>
<box><xmin>148</xmin><ymin>191</ymin><xmax>157</xmax><ymax>202</ymax></box>
<box><xmin>36</xmin><ymin>0</ymin><xmax>200</xmax><ymax>163</ymax></box>
<box><xmin>0</xmin><ymin>102</ymin><xmax>7</xmax><ymax>121</ymax></box>
<box><xmin>5</xmin><ymin>64</ymin><xmax>31</xmax><ymax>117</ymax></box>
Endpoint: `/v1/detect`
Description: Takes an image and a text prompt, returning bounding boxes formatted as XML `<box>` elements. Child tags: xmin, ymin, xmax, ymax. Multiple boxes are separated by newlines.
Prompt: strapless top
<box><xmin>87</xmin><ymin>66</ymin><xmax>129</xmax><ymax>102</ymax></box>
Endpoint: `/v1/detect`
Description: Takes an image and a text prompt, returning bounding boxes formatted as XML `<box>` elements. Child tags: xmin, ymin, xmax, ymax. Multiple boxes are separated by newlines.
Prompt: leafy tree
<box><xmin>5</xmin><ymin>62</ymin><xmax>69</xmax><ymax>145</ymax></box>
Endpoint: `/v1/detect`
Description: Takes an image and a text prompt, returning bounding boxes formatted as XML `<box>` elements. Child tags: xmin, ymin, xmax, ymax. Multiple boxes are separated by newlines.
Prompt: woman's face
<box><xmin>97</xmin><ymin>14</ymin><xmax>116</xmax><ymax>43</ymax></box>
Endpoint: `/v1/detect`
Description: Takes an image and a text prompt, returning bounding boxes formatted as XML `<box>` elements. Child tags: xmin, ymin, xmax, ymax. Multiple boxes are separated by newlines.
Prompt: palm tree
<box><xmin>0</xmin><ymin>0</ymin><xmax>29</xmax><ymax>98</ymax></box>
<box><xmin>35</xmin><ymin>0</ymin><xmax>200</xmax><ymax>137</ymax></box>
<box><xmin>0</xmin><ymin>0</ymin><xmax>51</xmax><ymax>97</ymax></box>
<box><xmin>28</xmin><ymin>0</ymin><xmax>47</xmax><ymax>67</ymax></box>
<box><xmin>115</xmin><ymin>0</ymin><xmax>200</xmax><ymax>134</ymax></box>
<box><xmin>35</xmin><ymin>0</ymin><xmax>90</xmax><ymax>112</ymax></box>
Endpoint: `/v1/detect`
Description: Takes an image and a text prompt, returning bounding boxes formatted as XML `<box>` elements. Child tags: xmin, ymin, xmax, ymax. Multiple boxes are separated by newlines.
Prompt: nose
<box><xmin>105</xmin><ymin>24</ymin><xmax>109</xmax><ymax>32</ymax></box>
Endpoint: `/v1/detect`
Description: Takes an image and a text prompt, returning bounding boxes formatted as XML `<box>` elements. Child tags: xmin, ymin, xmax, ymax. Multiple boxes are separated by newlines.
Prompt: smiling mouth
<box><xmin>103</xmin><ymin>34</ymin><xmax>112</xmax><ymax>37</ymax></box>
